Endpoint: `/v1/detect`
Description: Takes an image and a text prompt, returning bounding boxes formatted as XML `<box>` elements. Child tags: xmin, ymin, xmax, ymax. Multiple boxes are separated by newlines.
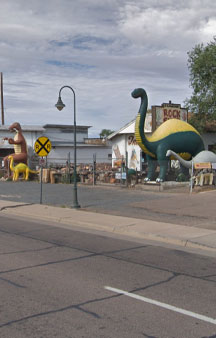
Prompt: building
<box><xmin>108</xmin><ymin>119</ymin><xmax>149</xmax><ymax>171</ymax></box>
<box><xmin>0</xmin><ymin>124</ymin><xmax>112</xmax><ymax>167</ymax></box>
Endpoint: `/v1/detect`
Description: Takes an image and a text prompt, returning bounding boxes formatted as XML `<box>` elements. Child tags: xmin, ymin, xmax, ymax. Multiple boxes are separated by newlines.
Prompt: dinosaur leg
<box><xmin>13</xmin><ymin>170</ymin><xmax>18</xmax><ymax>181</ymax></box>
<box><xmin>157</xmin><ymin>145</ymin><xmax>169</xmax><ymax>182</ymax></box>
<box><xmin>145</xmin><ymin>155</ymin><xmax>157</xmax><ymax>181</ymax></box>
<box><xmin>3</xmin><ymin>155</ymin><xmax>12</xmax><ymax>178</ymax></box>
<box><xmin>157</xmin><ymin>159</ymin><xmax>168</xmax><ymax>182</ymax></box>
<box><xmin>25</xmin><ymin>169</ymin><xmax>29</xmax><ymax>180</ymax></box>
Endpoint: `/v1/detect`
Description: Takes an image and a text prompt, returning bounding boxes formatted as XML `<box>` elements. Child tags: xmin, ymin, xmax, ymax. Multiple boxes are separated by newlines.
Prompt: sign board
<box><xmin>39</xmin><ymin>157</ymin><xmax>46</xmax><ymax>166</ymax></box>
<box><xmin>144</xmin><ymin>112</ymin><xmax>152</xmax><ymax>133</ymax></box>
<box><xmin>194</xmin><ymin>162</ymin><xmax>212</xmax><ymax>169</ymax></box>
<box><xmin>115</xmin><ymin>173</ymin><xmax>121</xmax><ymax>180</ymax></box>
<box><xmin>121</xmin><ymin>172</ymin><xmax>126</xmax><ymax>179</ymax></box>
<box><xmin>34</xmin><ymin>136</ymin><xmax>52</xmax><ymax>157</ymax></box>
<box><xmin>152</xmin><ymin>103</ymin><xmax>188</xmax><ymax>131</ymax></box>
<box><xmin>211</xmin><ymin>163</ymin><xmax>216</xmax><ymax>170</ymax></box>
<box><xmin>115</xmin><ymin>172</ymin><xmax>126</xmax><ymax>180</ymax></box>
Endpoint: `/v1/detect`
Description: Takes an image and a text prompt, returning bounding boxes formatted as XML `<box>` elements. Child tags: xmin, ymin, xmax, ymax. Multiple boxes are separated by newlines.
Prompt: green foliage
<box><xmin>99</xmin><ymin>129</ymin><xmax>115</xmax><ymax>138</ymax></box>
<box><xmin>185</xmin><ymin>37</ymin><xmax>216</xmax><ymax>116</ymax></box>
<box><xmin>176</xmin><ymin>173</ymin><xmax>188</xmax><ymax>182</ymax></box>
<box><xmin>188</xmin><ymin>111</ymin><xmax>216</xmax><ymax>134</ymax></box>
<box><xmin>188</xmin><ymin>112</ymin><xmax>206</xmax><ymax>134</ymax></box>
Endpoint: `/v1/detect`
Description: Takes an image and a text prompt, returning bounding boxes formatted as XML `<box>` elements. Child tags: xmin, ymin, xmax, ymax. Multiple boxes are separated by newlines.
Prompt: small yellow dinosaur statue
<box><xmin>8</xmin><ymin>155</ymin><xmax>39</xmax><ymax>181</ymax></box>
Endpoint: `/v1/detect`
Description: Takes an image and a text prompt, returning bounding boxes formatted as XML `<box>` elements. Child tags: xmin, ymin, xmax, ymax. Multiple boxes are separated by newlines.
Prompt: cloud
<box><xmin>0</xmin><ymin>0</ymin><xmax>215</xmax><ymax>137</ymax></box>
<box><xmin>118</xmin><ymin>1</ymin><xmax>215</xmax><ymax>51</ymax></box>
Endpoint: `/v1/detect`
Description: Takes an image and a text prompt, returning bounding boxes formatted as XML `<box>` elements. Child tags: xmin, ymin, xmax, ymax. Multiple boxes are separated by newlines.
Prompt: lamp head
<box><xmin>55</xmin><ymin>96</ymin><xmax>65</xmax><ymax>111</ymax></box>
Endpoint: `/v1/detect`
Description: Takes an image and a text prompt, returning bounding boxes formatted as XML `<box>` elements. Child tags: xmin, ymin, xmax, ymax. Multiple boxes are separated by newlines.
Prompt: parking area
<box><xmin>0</xmin><ymin>181</ymin><xmax>216</xmax><ymax>229</ymax></box>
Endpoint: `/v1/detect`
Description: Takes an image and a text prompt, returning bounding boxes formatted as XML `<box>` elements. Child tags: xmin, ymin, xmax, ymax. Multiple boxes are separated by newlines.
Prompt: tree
<box><xmin>185</xmin><ymin>37</ymin><xmax>216</xmax><ymax>133</ymax></box>
<box><xmin>99</xmin><ymin>129</ymin><xmax>114</xmax><ymax>138</ymax></box>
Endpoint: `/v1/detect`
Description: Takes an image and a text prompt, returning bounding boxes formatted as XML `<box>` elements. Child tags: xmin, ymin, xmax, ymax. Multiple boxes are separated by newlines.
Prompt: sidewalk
<box><xmin>1</xmin><ymin>199</ymin><xmax>216</xmax><ymax>253</ymax></box>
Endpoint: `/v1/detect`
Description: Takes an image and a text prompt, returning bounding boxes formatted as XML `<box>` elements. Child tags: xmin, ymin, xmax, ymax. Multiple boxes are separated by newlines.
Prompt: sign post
<box><xmin>34</xmin><ymin>137</ymin><xmax>52</xmax><ymax>204</ymax></box>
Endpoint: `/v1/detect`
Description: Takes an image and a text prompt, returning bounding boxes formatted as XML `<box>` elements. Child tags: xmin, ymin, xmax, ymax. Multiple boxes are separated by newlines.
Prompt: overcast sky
<box><xmin>1</xmin><ymin>0</ymin><xmax>215</xmax><ymax>136</ymax></box>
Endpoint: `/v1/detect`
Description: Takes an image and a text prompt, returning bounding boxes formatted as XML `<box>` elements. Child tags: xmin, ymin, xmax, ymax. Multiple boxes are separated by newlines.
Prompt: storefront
<box><xmin>108</xmin><ymin>118</ymin><xmax>151</xmax><ymax>171</ymax></box>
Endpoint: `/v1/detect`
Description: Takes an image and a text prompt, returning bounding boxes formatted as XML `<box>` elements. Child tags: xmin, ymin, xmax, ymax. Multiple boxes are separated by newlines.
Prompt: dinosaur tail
<box><xmin>29</xmin><ymin>169</ymin><xmax>39</xmax><ymax>174</ymax></box>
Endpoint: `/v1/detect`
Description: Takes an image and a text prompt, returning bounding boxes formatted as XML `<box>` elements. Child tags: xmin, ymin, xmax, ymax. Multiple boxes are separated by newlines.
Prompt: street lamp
<box><xmin>55</xmin><ymin>86</ymin><xmax>80</xmax><ymax>208</ymax></box>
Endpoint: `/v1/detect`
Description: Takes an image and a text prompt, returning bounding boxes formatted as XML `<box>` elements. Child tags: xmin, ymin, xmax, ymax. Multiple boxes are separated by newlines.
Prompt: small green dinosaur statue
<box><xmin>132</xmin><ymin>88</ymin><xmax>205</xmax><ymax>182</ymax></box>
<box><xmin>8</xmin><ymin>155</ymin><xmax>39</xmax><ymax>181</ymax></box>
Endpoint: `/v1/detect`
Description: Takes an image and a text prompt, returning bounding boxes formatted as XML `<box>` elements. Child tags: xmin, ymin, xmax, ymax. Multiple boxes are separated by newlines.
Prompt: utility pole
<box><xmin>1</xmin><ymin>72</ymin><xmax>5</xmax><ymax>125</ymax></box>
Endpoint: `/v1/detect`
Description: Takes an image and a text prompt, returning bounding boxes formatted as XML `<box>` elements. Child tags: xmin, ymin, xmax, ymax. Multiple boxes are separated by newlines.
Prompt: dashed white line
<box><xmin>105</xmin><ymin>286</ymin><xmax>216</xmax><ymax>325</ymax></box>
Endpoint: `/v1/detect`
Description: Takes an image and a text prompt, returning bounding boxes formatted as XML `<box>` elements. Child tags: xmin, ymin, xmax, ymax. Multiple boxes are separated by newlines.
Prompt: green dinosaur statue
<box><xmin>8</xmin><ymin>155</ymin><xmax>39</xmax><ymax>181</ymax></box>
<box><xmin>132</xmin><ymin>88</ymin><xmax>205</xmax><ymax>182</ymax></box>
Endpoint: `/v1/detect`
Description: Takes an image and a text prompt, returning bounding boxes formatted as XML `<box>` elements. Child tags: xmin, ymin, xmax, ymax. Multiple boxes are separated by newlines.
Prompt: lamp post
<box><xmin>55</xmin><ymin>86</ymin><xmax>80</xmax><ymax>208</ymax></box>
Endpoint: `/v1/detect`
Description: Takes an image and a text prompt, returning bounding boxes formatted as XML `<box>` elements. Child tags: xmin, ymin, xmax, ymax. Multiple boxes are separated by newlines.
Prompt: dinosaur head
<box><xmin>131</xmin><ymin>88</ymin><xmax>146</xmax><ymax>99</ymax></box>
<box><xmin>166</xmin><ymin>150</ymin><xmax>172</xmax><ymax>157</ymax></box>
<box><xmin>9</xmin><ymin>122</ymin><xmax>22</xmax><ymax>133</ymax></box>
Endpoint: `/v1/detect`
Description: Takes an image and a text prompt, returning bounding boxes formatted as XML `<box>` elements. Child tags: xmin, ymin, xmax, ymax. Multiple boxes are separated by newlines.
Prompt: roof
<box><xmin>51</xmin><ymin>141</ymin><xmax>111</xmax><ymax>148</ymax></box>
<box><xmin>0</xmin><ymin>124</ymin><xmax>90</xmax><ymax>132</ymax></box>
<box><xmin>108</xmin><ymin>119</ymin><xmax>136</xmax><ymax>140</ymax></box>
<box><xmin>0</xmin><ymin>125</ymin><xmax>45</xmax><ymax>132</ymax></box>
<box><xmin>43</xmin><ymin>124</ymin><xmax>91</xmax><ymax>130</ymax></box>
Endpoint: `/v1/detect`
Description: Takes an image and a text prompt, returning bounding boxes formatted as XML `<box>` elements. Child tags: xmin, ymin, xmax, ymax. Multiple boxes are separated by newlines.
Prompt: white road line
<box><xmin>105</xmin><ymin>286</ymin><xmax>216</xmax><ymax>325</ymax></box>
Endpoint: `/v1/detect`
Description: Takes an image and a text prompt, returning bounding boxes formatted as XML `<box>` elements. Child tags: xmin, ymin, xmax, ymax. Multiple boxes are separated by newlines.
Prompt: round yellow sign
<box><xmin>34</xmin><ymin>136</ymin><xmax>52</xmax><ymax>157</ymax></box>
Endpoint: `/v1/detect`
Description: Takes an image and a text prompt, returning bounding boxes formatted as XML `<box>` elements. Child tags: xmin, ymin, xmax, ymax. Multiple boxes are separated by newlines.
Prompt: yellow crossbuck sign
<box><xmin>34</xmin><ymin>136</ymin><xmax>52</xmax><ymax>157</ymax></box>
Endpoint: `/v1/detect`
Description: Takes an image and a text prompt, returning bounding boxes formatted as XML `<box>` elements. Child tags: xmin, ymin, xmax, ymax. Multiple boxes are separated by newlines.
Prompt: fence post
<box><xmin>126</xmin><ymin>151</ymin><xmax>129</xmax><ymax>187</ymax></box>
<box><xmin>68</xmin><ymin>152</ymin><xmax>71</xmax><ymax>183</ymax></box>
<box><xmin>93</xmin><ymin>153</ymin><xmax>96</xmax><ymax>186</ymax></box>
<box><xmin>120</xmin><ymin>158</ymin><xmax>123</xmax><ymax>186</ymax></box>
<box><xmin>190</xmin><ymin>161</ymin><xmax>194</xmax><ymax>193</ymax></box>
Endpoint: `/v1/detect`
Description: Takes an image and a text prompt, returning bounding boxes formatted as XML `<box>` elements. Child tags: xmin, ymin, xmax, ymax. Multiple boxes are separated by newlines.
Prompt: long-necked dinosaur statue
<box><xmin>166</xmin><ymin>149</ymin><xmax>216</xmax><ymax>168</ymax></box>
<box><xmin>8</xmin><ymin>155</ymin><xmax>39</xmax><ymax>181</ymax></box>
<box><xmin>132</xmin><ymin>88</ymin><xmax>205</xmax><ymax>182</ymax></box>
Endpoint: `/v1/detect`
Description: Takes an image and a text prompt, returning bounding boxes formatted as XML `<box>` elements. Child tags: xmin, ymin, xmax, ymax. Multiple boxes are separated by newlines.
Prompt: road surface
<box><xmin>0</xmin><ymin>215</ymin><xmax>216</xmax><ymax>338</ymax></box>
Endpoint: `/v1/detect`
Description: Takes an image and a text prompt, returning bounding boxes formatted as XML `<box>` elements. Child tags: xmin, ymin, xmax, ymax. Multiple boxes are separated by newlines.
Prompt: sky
<box><xmin>0</xmin><ymin>0</ymin><xmax>216</xmax><ymax>137</ymax></box>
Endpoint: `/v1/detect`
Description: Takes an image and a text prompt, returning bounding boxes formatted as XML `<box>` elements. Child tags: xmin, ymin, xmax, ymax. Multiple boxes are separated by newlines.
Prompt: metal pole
<box><xmin>40</xmin><ymin>159</ymin><xmax>43</xmax><ymax>204</ymax></box>
<box><xmin>93</xmin><ymin>153</ymin><xmax>96</xmax><ymax>186</ymax></box>
<box><xmin>58</xmin><ymin>86</ymin><xmax>80</xmax><ymax>208</ymax></box>
<box><xmin>1</xmin><ymin>72</ymin><xmax>5</xmax><ymax>125</ymax></box>
<box><xmin>68</xmin><ymin>152</ymin><xmax>71</xmax><ymax>183</ymax></box>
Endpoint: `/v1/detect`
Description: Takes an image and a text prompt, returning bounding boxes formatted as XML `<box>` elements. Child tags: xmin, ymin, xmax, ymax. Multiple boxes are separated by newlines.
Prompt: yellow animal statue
<box><xmin>8</xmin><ymin>155</ymin><xmax>39</xmax><ymax>181</ymax></box>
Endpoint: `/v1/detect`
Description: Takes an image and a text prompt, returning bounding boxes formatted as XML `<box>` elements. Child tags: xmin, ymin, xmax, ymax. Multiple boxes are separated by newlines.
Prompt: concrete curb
<box><xmin>1</xmin><ymin>200</ymin><xmax>216</xmax><ymax>253</ymax></box>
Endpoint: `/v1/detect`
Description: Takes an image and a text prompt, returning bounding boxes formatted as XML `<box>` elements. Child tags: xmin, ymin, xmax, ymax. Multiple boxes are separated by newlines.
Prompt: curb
<box><xmin>1</xmin><ymin>202</ymin><xmax>216</xmax><ymax>254</ymax></box>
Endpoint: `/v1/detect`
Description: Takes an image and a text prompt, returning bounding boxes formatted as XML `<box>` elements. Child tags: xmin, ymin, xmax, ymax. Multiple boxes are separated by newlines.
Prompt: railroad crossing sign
<box><xmin>34</xmin><ymin>136</ymin><xmax>52</xmax><ymax>157</ymax></box>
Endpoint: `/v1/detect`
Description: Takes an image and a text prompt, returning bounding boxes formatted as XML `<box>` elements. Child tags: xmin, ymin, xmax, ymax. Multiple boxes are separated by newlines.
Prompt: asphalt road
<box><xmin>1</xmin><ymin>215</ymin><xmax>216</xmax><ymax>338</ymax></box>
<box><xmin>0</xmin><ymin>181</ymin><xmax>212</xmax><ymax>227</ymax></box>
